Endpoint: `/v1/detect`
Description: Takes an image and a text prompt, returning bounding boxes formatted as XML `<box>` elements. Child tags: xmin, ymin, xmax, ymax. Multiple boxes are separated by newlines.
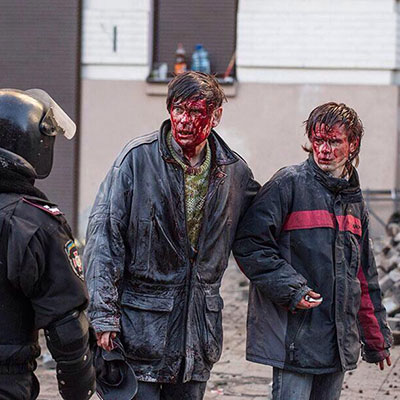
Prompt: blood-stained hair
<box><xmin>166</xmin><ymin>71</ymin><xmax>226</xmax><ymax>111</ymax></box>
<box><xmin>303</xmin><ymin>102</ymin><xmax>364</xmax><ymax>165</ymax></box>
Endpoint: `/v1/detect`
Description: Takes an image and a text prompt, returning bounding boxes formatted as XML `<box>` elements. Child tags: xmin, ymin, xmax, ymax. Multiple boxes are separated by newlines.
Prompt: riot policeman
<box><xmin>0</xmin><ymin>89</ymin><xmax>95</xmax><ymax>399</ymax></box>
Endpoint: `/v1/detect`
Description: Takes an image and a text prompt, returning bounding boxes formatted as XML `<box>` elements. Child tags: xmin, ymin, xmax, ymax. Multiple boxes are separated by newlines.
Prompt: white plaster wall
<box><xmin>237</xmin><ymin>0</ymin><xmax>399</xmax><ymax>84</ymax></box>
<box><xmin>82</xmin><ymin>0</ymin><xmax>151</xmax><ymax>80</ymax></box>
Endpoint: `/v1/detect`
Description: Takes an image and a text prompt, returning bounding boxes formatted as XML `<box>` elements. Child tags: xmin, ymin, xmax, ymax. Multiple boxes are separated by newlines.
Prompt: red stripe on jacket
<box><xmin>336</xmin><ymin>214</ymin><xmax>362</xmax><ymax>236</ymax></box>
<box><xmin>357</xmin><ymin>267</ymin><xmax>386</xmax><ymax>351</ymax></box>
<box><xmin>283</xmin><ymin>210</ymin><xmax>362</xmax><ymax>236</ymax></box>
<box><xmin>283</xmin><ymin>210</ymin><xmax>335</xmax><ymax>230</ymax></box>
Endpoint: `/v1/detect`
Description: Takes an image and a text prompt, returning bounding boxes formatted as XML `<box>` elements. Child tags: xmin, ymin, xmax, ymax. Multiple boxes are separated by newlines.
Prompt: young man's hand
<box><xmin>296</xmin><ymin>290</ymin><xmax>323</xmax><ymax>309</ymax></box>
<box><xmin>96</xmin><ymin>331</ymin><xmax>117</xmax><ymax>352</ymax></box>
<box><xmin>377</xmin><ymin>355</ymin><xmax>391</xmax><ymax>370</ymax></box>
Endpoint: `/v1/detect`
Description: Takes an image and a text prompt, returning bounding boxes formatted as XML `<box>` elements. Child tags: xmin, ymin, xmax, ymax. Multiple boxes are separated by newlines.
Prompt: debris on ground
<box><xmin>376</xmin><ymin>213</ymin><xmax>400</xmax><ymax>344</ymax></box>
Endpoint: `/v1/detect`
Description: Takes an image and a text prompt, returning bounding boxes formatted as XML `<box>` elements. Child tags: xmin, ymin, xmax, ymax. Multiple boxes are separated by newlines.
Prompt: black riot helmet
<box><xmin>0</xmin><ymin>88</ymin><xmax>76</xmax><ymax>179</ymax></box>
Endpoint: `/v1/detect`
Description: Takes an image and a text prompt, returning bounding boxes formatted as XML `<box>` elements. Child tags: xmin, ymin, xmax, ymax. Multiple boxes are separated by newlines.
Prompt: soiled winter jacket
<box><xmin>84</xmin><ymin>120</ymin><xmax>259</xmax><ymax>383</ymax></box>
<box><xmin>233</xmin><ymin>156</ymin><xmax>392</xmax><ymax>374</ymax></box>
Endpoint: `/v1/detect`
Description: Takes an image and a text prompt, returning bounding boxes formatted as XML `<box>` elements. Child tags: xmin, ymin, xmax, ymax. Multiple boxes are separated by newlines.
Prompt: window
<box><xmin>150</xmin><ymin>0</ymin><xmax>238</xmax><ymax>82</ymax></box>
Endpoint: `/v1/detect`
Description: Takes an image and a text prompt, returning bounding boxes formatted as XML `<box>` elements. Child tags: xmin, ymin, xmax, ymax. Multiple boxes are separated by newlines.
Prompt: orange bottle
<box><xmin>174</xmin><ymin>43</ymin><xmax>187</xmax><ymax>75</ymax></box>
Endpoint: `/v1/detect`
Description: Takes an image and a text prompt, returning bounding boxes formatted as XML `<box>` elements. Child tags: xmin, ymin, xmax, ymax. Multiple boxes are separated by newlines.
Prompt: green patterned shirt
<box><xmin>167</xmin><ymin>131</ymin><xmax>211</xmax><ymax>248</ymax></box>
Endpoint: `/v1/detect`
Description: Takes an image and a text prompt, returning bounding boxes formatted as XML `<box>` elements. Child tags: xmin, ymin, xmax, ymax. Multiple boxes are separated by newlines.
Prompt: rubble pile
<box><xmin>375</xmin><ymin>214</ymin><xmax>400</xmax><ymax>342</ymax></box>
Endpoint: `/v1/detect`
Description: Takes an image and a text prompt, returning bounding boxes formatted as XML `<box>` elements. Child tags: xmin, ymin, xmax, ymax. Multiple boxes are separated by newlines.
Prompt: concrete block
<box><xmin>382</xmin><ymin>295</ymin><xmax>400</xmax><ymax>316</ymax></box>
<box><xmin>387</xmin><ymin>316</ymin><xmax>400</xmax><ymax>331</ymax></box>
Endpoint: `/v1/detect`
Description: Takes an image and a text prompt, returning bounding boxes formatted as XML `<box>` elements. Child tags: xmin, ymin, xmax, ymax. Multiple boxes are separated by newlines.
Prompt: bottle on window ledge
<box><xmin>174</xmin><ymin>43</ymin><xmax>187</xmax><ymax>75</ymax></box>
<box><xmin>191</xmin><ymin>44</ymin><xmax>210</xmax><ymax>74</ymax></box>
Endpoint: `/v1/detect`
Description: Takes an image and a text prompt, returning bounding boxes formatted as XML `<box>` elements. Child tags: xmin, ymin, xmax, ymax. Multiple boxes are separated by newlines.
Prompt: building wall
<box><xmin>79</xmin><ymin>0</ymin><xmax>400</xmax><ymax>238</ymax></box>
<box><xmin>0</xmin><ymin>0</ymin><xmax>81</xmax><ymax>231</ymax></box>
<box><xmin>81</xmin><ymin>0</ymin><xmax>400</xmax><ymax>83</ymax></box>
<box><xmin>237</xmin><ymin>0</ymin><xmax>399</xmax><ymax>84</ymax></box>
<box><xmin>82</xmin><ymin>0</ymin><xmax>150</xmax><ymax>80</ymax></box>
<box><xmin>79</xmin><ymin>80</ymin><xmax>398</xmax><ymax>238</ymax></box>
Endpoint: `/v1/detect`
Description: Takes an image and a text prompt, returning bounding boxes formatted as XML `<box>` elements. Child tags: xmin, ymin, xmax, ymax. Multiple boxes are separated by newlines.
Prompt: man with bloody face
<box><xmin>233</xmin><ymin>103</ymin><xmax>392</xmax><ymax>400</ymax></box>
<box><xmin>84</xmin><ymin>71</ymin><xmax>259</xmax><ymax>399</ymax></box>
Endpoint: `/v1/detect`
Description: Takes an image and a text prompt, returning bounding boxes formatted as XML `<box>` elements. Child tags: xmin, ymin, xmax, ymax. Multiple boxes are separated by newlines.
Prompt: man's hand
<box><xmin>376</xmin><ymin>355</ymin><xmax>391</xmax><ymax>370</ymax></box>
<box><xmin>296</xmin><ymin>290</ymin><xmax>323</xmax><ymax>310</ymax></box>
<box><xmin>96</xmin><ymin>331</ymin><xmax>117</xmax><ymax>352</ymax></box>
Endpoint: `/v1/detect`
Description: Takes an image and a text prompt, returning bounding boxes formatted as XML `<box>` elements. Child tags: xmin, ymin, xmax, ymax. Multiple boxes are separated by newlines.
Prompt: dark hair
<box><xmin>166</xmin><ymin>71</ymin><xmax>227</xmax><ymax>111</ymax></box>
<box><xmin>303</xmin><ymin>102</ymin><xmax>364</xmax><ymax>165</ymax></box>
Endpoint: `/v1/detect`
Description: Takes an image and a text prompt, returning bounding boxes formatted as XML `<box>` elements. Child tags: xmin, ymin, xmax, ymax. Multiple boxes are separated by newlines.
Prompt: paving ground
<box><xmin>36</xmin><ymin>259</ymin><xmax>400</xmax><ymax>399</ymax></box>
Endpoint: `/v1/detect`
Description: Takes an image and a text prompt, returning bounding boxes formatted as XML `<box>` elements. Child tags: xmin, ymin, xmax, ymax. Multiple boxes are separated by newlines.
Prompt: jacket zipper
<box><xmin>194</xmin><ymin>166</ymin><xmax>226</xmax><ymax>265</ymax></box>
<box><xmin>176</xmin><ymin>163</ymin><xmax>195</xmax><ymax>382</ymax></box>
<box><xmin>182</xmin><ymin>164</ymin><xmax>225</xmax><ymax>381</ymax></box>
<box><xmin>289</xmin><ymin>312</ymin><xmax>307</xmax><ymax>362</ymax></box>
<box><xmin>146</xmin><ymin>206</ymin><xmax>155</xmax><ymax>270</ymax></box>
<box><xmin>333</xmin><ymin>194</ymin><xmax>346</xmax><ymax>369</ymax></box>
<box><xmin>154</xmin><ymin>214</ymin><xmax>182</xmax><ymax>257</ymax></box>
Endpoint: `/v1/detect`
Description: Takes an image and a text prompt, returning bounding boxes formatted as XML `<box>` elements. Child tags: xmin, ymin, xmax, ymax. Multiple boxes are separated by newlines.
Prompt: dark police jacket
<box><xmin>233</xmin><ymin>156</ymin><xmax>392</xmax><ymax>374</ymax></box>
<box><xmin>84</xmin><ymin>120</ymin><xmax>259</xmax><ymax>383</ymax></box>
<box><xmin>0</xmin><ymin>192</ymin><xmax>88</xmax><ymax>374</ymax></box>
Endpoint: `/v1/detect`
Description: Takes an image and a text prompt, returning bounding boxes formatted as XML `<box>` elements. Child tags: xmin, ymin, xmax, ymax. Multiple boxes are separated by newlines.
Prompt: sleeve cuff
<box><xmin>289</xmin><ymin>286</ymin><xmax>312</xmax><ymax>312</ymax></box>
<box><xmin>361</xmin><ymin>347</ymin><xmax>390</xmax><ymax>363</ymax></box>
<box><xmin>91</xmin><ymin>318</ymin><xmax>120</xmax><ymax>334</ymax></box>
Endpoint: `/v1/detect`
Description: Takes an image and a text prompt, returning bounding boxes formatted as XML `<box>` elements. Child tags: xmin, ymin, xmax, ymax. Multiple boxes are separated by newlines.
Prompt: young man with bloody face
<box><xmin>84</xmin><ymin>71</ymin><xmax>259</xmax><ymax>399</ymax></box>
<box><xmin>233</xmin><ymin>103</ymin><xmax>392</xmax><ymax>400</ymax></box>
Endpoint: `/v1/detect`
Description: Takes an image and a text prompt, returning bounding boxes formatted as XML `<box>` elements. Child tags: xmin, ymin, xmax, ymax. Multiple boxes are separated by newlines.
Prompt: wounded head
<box><xmin>166</xmin><ymin>72</ymin><xmax>226</xmax><ymax>154</ymax></box>
<box><xmin>166</xmin><ymin>71</ymin><xmax>226</xmax><ymax>112</ymax></box>
<box><xmin>304</xmin><ymin>102</ymin><xmax>364</xmax><ymax>165</ymax></box>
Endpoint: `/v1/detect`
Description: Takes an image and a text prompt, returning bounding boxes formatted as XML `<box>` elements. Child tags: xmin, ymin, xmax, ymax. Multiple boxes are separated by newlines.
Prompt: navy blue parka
<box><xmin>233</xmin><ymin>156</ymin><xmax>392</xmax><ymax>374</ymax></box>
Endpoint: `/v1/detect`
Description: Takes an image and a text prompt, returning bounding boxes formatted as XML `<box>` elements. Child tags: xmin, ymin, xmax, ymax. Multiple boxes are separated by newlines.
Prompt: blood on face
<box><xmin>170</xmin><ymin>98</ymin><xmax>215</xmax><ymax>158</ymax></box>
<box><xmin>311</xmin><ymin>123</ymin><xmax>359</xmax><ymax>177</ymax></box>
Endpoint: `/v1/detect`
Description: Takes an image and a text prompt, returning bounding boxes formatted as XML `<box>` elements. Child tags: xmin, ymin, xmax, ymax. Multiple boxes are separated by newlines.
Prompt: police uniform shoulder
<box><xmin>114</xmin><ymin>131</ymin><xmax>158</xmax><ymax>167</ymax></box>
<box><xmin>20</xmin><ymin>196</ymin><xmax>63</xmax><ymax>218</ymax></box>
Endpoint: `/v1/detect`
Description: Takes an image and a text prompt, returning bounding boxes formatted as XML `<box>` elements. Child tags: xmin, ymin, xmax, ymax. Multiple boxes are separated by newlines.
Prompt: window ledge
<box><xmin>145</xmin><ymin>77</ymin><xmax>237</xmax><ymax>97</ymax></box>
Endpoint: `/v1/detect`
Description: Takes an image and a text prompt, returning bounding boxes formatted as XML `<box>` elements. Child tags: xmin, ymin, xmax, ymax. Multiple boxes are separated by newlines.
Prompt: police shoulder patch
<box><xmin>64</xmin><ymin>240</ymin><xmax>84</xmax><ymax>281</ymax></box>
<box><xmin>22</xmin><ymin>198</ymin><xmax>63</xmax><ymax>216</ymax></box>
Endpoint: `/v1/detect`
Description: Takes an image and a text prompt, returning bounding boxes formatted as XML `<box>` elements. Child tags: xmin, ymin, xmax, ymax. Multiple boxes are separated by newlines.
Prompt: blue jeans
<box><xmin>272</xmin><ymin>368</ymin><xmax>345</xmax><ymax>400</ymax></box>
<box><xmin>135</xmin><ymin>380</ymin><xmax>207</xmax><ymax>400</ymax></box>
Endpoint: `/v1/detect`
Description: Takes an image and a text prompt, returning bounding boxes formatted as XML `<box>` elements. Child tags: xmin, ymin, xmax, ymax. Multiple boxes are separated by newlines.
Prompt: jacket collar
<box><xmin>0</xmin><ymin>149</ymin><xmax>48</xmax><ymax>200</ymax></box>
<box><xmin>158</xmin><ymin>119</ymin><xmax>239</xmax><ymax>166</ymax></box>
<box><xmin>306</xmin><ymin>154</ymin><xmax>362</xmax><ymax>198</ymax></box>
<box><xmin>0</xmin><ymin>148</ymin><xmax>37</xmax><ymax>179</ymax></box>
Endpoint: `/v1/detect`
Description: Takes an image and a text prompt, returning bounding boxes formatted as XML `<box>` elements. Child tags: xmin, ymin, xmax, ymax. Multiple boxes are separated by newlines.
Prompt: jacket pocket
<box><xmin>203</xmin><ymin>295</ymin><xmax>224</xmax><ymax>364</ymax></box>
<box><xmin>133</xmin><ymin>218</ymin><xmax>153</xmax><ymax>271</ymax></box>
<box><xmin>348</xmin><ymin>234</ymin><xmax>360</xmax><ymax>277</ymax></box>
<box><xmin>133</xmin><ymin>209</ymin><xmax>182</xmax><ymax>274</ymax></box>
<box><xmin>288</xmin><ymin>311</ymin><xmax>308</xmax><ymax>364</ymax></box>
<box><xmin>344</xmin><ymin>277</ymin><xmax>362</xmax><ymax>365</ymax></box>
<box><xmin>120</xmin><ymin>292</ymin><xmax>174</xmax><ymax>360</ymax></box>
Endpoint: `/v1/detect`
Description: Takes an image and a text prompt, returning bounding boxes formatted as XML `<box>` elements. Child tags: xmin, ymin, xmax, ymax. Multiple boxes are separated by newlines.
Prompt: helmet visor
<box><xmin>25</xmin><ymin>88</ymin><xmax>76</xmax><ymax>139</ymax></box>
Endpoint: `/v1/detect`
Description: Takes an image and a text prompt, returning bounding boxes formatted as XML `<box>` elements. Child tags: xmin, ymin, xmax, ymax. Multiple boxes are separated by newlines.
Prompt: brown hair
<box><xmin>166</xmin><ymin>71</ymin><xmax>227</xmax><ymax>112</ymax></box>
<box><xmin>303</xmin><ymin>102</ymin><xmax>364</xmax><ymax>166</ymax></box>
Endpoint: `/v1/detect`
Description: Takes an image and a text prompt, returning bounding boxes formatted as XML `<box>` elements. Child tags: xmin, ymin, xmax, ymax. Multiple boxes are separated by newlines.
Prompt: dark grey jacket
<box><xmin>233</xmin><ymin>156</ymin><xmax>392</xmax><ymax>375</ymax></box>
<box><xmin>84</xmin><ymin>120</ymin><xmax>259</xmax><ymax>383</ymax></box>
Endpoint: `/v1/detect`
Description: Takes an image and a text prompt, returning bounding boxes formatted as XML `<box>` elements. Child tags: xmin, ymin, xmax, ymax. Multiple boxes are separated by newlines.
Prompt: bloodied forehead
<box><xmin>313</xmin><ymin>123</ymin><xmax>350</xmax><ymax>140</ymax></box>
<box><xmin>172</xmin><ymin>97</ymin><xmax>212</xmax><ymax>113</ymax></box>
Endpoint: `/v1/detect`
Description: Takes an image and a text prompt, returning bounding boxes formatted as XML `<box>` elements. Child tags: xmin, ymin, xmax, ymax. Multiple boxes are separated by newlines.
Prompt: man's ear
<box><xmin>212</xmin><ymin>107</ymin><xmax>223</xmax><ymax>128</ymax></box>
<box><xmin>349</xmin><ymin>137</ymin><xmax>360</xmax><ymax>153</ymax></box>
